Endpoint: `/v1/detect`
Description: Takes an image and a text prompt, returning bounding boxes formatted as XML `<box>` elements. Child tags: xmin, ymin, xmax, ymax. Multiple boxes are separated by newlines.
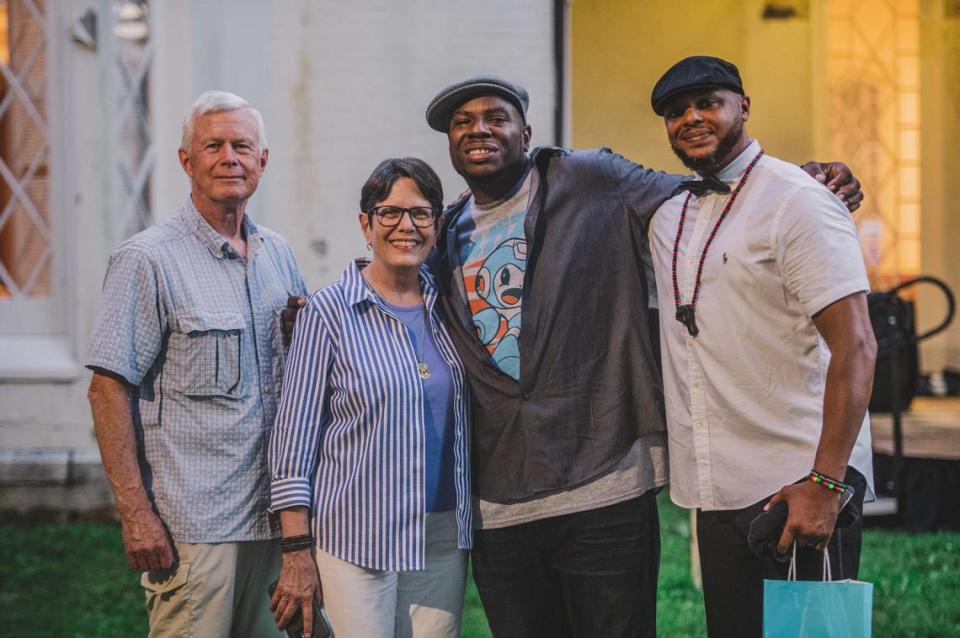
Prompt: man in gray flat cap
<box><xmin>422</xmin><ymin>74</ymin><xmax>864</xmax><ymax>637</ymax></box>
<box><xmin>648</xmin><ymin>55</ymin><xmax>875</xmax><ymax>638</ymax></box>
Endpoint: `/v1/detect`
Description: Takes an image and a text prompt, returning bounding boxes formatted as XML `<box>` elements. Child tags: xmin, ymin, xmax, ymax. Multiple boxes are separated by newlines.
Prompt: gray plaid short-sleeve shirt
<box><xmin>87</xmin><ymin>198</ymin><xmax>307</xmax><ymax>543</ymax></box>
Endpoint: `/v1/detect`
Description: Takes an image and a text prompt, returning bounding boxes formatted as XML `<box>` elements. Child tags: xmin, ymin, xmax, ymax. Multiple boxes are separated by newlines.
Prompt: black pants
<box><xmin>696</xmin><ymin>468</ymin><xmax>867</xmax><ymax>638</ymax></box>
<box><xmin>472</xmin><ymin>491</ymin><xmax>660</xmax><ymax>638</ymax></box>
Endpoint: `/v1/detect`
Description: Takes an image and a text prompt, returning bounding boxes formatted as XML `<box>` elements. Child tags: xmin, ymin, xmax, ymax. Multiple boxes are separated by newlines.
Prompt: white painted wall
<box><xmin>152</xmin><ymin>0</ymin><xmax>557</xmax><ymax>290</ymax></box>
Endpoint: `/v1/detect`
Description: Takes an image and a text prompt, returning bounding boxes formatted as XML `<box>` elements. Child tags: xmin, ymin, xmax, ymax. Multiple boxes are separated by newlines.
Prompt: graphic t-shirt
<box><xmin>454</xmin><ymin>170</ymin><xmax>536</xmax><ymax>380</ymax></box>
<box><xmin>451</xmin><ymin>164</ymin><xmax>665</xmax><ymax>531</ymax></box>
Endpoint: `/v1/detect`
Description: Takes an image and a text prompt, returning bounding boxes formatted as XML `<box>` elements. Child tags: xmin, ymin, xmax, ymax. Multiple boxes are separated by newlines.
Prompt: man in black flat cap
<box><xmin>648</xmin><ymin>56</ymin><xmax>876</xmax><ymax>637</ymax></box>
<box><xmin>421</xmin><ymin>73</ymin><xmax>863</xmax><ymax>637</ymax></box>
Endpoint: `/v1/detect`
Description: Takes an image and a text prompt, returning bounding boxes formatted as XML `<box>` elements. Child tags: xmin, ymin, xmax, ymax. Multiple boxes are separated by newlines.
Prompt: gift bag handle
<box><xmin>786</xmin><ymin>542</ymin><xmax>832</xmax><ymax>582</ymax></box>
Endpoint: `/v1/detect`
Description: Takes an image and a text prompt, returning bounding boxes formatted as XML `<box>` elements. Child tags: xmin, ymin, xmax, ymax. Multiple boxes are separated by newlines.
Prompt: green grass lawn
<box><xmin>2</xmin><ymin>493</ymin><xmax>957</xmax><ymax>637</ymax></box>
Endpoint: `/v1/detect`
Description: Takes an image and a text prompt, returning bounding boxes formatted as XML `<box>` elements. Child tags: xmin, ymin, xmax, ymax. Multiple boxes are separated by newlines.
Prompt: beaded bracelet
<box><xmin>808</xmin><ymin>469</ymin><xmax>849</xmax><ymax>495</ymax></box>
<box><xmin>280</xmin><ymin>534</ymin><xmax>314</xmax><ymax>553</ymax></box>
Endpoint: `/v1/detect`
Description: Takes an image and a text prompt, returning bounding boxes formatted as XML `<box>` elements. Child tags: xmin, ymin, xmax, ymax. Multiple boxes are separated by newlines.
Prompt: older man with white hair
<box><xmin>87</xmin><ymin>91</ymin><xmax>306</xmax><ymax>637</ymax></box>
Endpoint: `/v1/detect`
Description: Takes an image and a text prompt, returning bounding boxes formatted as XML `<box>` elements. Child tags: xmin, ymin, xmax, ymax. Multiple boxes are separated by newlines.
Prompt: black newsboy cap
<box><xmin>426</xmin><ymin>74</ymin><xmax>529</xmax><ymax>132</ymax></box>
<box><xmin>651</xmin><ymin>56</ymin><xmax>744</xmax><ymax>115</ymax></box>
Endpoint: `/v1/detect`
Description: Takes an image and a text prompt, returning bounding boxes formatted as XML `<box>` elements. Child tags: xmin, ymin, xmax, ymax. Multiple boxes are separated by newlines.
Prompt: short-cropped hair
<box><xmin>360</xmin><ymin>158</ymin><xmax>444</xmax><ymax>216</ymax></box>
<box><xmin>180</xmin><ymin>90</ymin><xmax>267</xmax><ymax>150</ymax></box>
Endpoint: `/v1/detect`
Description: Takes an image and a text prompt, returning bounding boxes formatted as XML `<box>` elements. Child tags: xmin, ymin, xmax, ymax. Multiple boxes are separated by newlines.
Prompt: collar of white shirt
<box><xmin>697</xmin><ymin>139</ymin><xmax>762</xmax><ymax>187</ymax></box>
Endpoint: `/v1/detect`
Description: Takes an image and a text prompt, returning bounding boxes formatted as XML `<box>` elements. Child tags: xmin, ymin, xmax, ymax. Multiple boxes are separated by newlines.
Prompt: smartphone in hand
<box><xmin>268</xmin><ymin>580</ymin><xmax>334</xmax><ymax>638</ymax></box>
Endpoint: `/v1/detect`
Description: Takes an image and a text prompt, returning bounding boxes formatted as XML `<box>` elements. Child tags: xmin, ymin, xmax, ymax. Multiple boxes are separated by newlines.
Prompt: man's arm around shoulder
<box><xmin>88</xmin><ymin>370</ymin><xmax>175</xmax><ymax>571</ymax></box>
<box><xmin>596</xmin><ymin>149</ymin><xmax>685</xmax><ymax>227</ymax></box>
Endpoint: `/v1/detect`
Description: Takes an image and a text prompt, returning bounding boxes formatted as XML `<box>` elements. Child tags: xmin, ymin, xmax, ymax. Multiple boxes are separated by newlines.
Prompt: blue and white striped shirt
<box><xmin>268</xmin><ymin>259</ymin><xmax>472</xmax><ymax>571</ymax></box>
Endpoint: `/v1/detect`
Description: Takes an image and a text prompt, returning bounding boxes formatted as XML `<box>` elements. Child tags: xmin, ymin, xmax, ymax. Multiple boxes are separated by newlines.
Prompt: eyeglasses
<box><xmin>368</xmin><ymin>206</ymin><xmax>438</xmax><ymax>228</ymax></box>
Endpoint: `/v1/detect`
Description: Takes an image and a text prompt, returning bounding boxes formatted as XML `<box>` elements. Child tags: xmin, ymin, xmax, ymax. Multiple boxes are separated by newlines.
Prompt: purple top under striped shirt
<box><xmin>382</xmin><ymin>299</ymin><xmax>458</xmax><ymax>513</ymax></box>
<box><xmin>268</xmin><ymin>259</ymin><xmax>473</xmax><ymax>571</ymax></box>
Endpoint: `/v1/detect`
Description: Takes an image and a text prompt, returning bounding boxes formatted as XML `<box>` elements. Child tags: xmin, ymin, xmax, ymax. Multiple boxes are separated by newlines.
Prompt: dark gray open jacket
<box><xmin>430</xmin><ymin>146</ymin><xmax>683</xmax><ymax>503</ymax></box>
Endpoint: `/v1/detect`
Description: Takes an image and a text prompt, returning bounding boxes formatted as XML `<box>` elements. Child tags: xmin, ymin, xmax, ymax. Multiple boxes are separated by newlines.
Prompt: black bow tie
<box><xmin>678</xmin><ymin>174</ymin><xmax>731</xmax><ymax>197</ymax></box>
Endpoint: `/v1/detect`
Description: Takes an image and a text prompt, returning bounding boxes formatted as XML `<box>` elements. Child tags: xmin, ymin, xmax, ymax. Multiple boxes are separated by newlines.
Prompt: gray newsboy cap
<box><xmin>650</xmin><ymin>56</ymin><xmax>744</xmax><ymax>116</ymax></box>
<box><xmin>425</xmin><ymin>74</ymin><xmax>529</xmax><ymax>132</ymax></box>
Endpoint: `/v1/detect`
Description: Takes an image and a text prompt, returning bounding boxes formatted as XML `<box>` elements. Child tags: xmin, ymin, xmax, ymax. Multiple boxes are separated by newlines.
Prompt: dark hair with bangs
<box><xmin>359</xmin><ymin>158</ymin><xmax>444</xmax><ymax>217</ymax></box>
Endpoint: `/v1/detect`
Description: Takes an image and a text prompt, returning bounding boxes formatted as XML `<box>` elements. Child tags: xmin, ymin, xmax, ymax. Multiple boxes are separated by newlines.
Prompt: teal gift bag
<box><xmin>763</xmin><ymin>545</ymin><xmax>873</xmax><ymax>638</ymax></box>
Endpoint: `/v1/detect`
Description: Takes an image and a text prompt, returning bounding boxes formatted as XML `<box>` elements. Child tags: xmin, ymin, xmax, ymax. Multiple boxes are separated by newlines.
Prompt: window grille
<box><xmin>825</xmin><ymin>0</ymin><xmax>922</xmax><ymax>288</ymax></box>
<box><xmin>102</xmin><ymin>0</ymin><xmax>154</xmax><ymax>246</ymax></box>
<box><xmin>0</xmin><ymin>0</ymin><xmax>49</xmax><ymax>300</ymax></box>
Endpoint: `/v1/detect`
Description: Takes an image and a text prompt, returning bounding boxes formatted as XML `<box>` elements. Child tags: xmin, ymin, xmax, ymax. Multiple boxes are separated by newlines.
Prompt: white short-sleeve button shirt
<box><xmin>650</xmin><ymin>140</ymin><xmax>874</xmax><ymax>511</ymax></box>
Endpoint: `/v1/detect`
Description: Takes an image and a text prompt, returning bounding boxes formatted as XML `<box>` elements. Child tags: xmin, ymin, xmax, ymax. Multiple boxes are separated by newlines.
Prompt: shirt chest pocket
<box><xmin>168</xmin><ymin>309</ymin><xmax>247</xmax><ymax>399</ymax></box>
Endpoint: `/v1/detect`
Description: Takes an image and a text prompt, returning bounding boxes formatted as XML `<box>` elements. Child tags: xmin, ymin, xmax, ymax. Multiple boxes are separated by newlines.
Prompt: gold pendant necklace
<box><xmin>364</xmin><ymin>267</ymin><xmax>433</xmax><ymax>379</ymax></box>
<box><xmin>416</xmin><ymin>292</ymin><xmax>431</xmax><ymax>380</ymax></box>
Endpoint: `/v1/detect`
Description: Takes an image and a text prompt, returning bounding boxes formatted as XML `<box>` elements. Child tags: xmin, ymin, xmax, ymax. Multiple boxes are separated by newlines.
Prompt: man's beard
<box><xmin>671</xmin><ymin>118</ymin><xmax>744</xmax><ymax>175</ymax></box>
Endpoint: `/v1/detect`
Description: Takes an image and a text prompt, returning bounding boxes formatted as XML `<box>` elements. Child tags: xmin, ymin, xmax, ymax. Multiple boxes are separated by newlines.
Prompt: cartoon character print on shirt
<box><xmin>465</xmin><ymin>237</ymin><xmax>526</xmax><ymax>378</ymax></box>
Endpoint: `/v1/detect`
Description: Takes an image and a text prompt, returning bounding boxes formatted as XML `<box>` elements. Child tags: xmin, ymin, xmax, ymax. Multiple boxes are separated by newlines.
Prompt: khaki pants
<box><xmin>316</xmin><ymin>511</ymin><xmax>467</xmax><ymax>638</ymax></box>
<box><xmin>141</xmin><ymin>539</ymin><xmax>284</xmax><ymax>638</ymax></box>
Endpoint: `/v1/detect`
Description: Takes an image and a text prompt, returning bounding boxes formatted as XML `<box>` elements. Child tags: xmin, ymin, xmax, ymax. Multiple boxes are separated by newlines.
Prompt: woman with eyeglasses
<box><xmin>268</xmin><ymin>158</ymin><xmax>472</xmax><ymax>638</ymax></box>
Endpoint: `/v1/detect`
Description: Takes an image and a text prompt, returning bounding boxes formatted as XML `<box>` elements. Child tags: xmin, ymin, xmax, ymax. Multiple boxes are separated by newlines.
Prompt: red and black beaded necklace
<box><xmin>671</xmin><ymin>149</ymin><xmax>764</xmax><ymax>337</ymax></box>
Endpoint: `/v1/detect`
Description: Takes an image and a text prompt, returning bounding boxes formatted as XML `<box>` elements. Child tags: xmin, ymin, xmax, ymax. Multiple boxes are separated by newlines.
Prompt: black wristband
<box><xmin>280</xmin><ymin>534</ymin><xmax>313</xmax><ymax>553</ymax></box>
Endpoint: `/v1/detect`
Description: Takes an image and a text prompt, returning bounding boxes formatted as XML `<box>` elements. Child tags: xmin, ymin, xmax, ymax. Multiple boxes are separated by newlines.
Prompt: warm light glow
<box><xmin>0</xmin><ymin>0</ymin><xmax>51</xmax><ymax>299</ymax></box>
<box><xmin>0</xmin><ymin>2</ymin><xmax>8</xmax><ymax>65</ymax></box>
<box><xmin>826</xmin><ymin>0</ymin><xmax>922</xmax><ymax>288</ymax></box>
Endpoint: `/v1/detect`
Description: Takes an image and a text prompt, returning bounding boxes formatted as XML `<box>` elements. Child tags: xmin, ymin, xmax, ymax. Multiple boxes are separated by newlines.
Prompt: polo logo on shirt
<box><xmin>723</xmin><ymin>252</ymin><xmax>728</xmax><ymax>264</ymax></box>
